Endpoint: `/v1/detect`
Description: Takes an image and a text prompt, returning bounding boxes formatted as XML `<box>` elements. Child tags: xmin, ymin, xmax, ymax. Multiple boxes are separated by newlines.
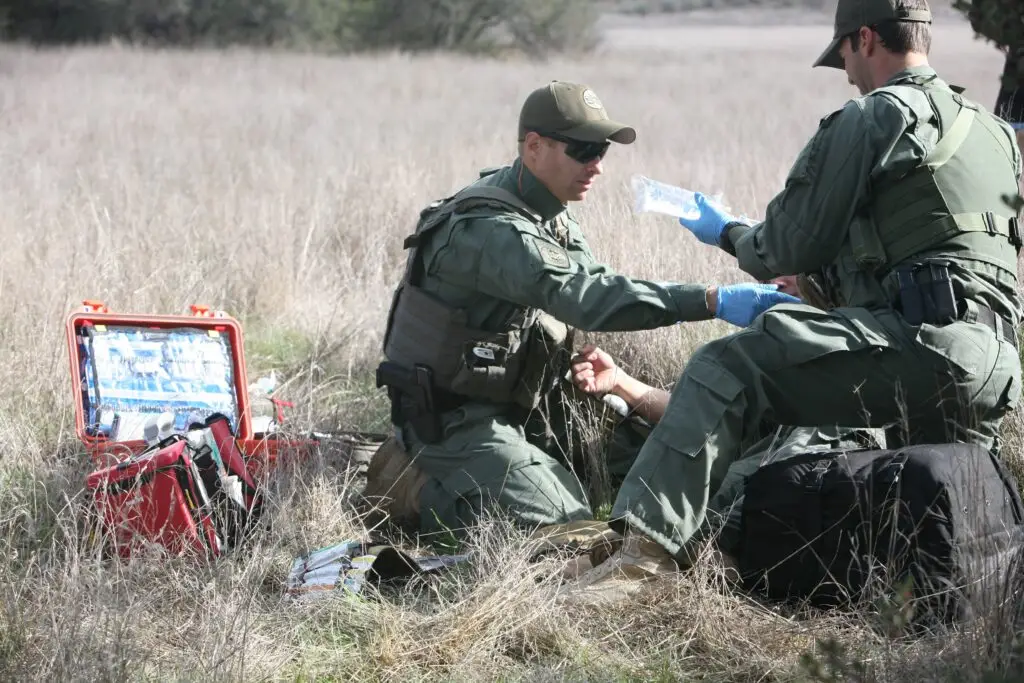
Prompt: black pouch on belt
<box><xmin>896</xmin><ymin>260</ymin><xmax>958</xmax><ymax>326</ymax></box>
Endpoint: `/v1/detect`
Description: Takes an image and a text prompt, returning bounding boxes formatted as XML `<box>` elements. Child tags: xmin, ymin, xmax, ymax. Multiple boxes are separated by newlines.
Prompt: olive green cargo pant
<box><xmin>611</xmin><ymin>302</ymin><xmax>1021</xmax><ymax>564</ymax></box>
<box><xmin>397</xmin><ymin>381</ymin><xmax>648</xmax><ymax>542</ymax></box>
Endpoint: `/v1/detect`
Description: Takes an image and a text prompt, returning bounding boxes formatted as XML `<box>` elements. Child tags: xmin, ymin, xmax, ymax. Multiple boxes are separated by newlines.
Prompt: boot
<box><xmin>557</xmin><ymin>530</ymin><xmax>679</xmax><ymax>606</ymax></box>
<box><xmin>527</xmin><ymin>520</ymin><xmax>624</xmax><ymax>581</ymax></box>
<box><xmin>358</xmin><ymin>436</ymin><xmax>429</xmax><ymax>533</ymax></box>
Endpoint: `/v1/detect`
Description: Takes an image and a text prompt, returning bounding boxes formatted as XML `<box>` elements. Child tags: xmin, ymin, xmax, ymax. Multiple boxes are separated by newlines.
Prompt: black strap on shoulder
<box><xmin>402</xmin><ymin>185</ymin><xmax>541</xmax><ymax>250</ymax></box>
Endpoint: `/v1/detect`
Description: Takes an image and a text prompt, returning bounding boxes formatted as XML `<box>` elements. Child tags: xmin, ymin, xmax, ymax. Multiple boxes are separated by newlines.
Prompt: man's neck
<box><xmin>874</xmin><ymin>52</ymin><xmax>930</xmax><ymax>87</ymax></box>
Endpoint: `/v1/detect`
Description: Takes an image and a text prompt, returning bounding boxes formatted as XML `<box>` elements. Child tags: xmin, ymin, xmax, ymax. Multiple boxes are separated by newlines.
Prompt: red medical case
<box><xmin>66</xmin><ymin>300</ymin><xmax>312</xmax><ymax>559</ymax></box>
<box><xmin>66</xmin><ymin>300</ymin><xmax>313</xmax><ymax>473</ymax></box>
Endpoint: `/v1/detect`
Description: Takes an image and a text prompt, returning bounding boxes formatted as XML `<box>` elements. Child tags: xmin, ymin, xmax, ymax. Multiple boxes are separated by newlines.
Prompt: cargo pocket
<box><xmin>648</xmin><ymin>356</ymin><xmax>747</xmax><ymax>459</ymax></box>
<box><xmin>758</xmin><ymin>304</ymin><xmax>898</xmax><ymax>370</ymax></box>
<box><xmin>913</xmin><ymin>320</ymin><xmax>992</xmax><ymax>380</ymax></box>
<box><xmin>430</xmin><ymin>420</ymin><xmax>590</xmax><ymax>530</ymax></box>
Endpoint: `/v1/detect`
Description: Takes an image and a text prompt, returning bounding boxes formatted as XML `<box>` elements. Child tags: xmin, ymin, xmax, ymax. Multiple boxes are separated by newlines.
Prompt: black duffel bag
<box><xmin>735</xmin><ymin>443</ymin><xmax>1024</xmax><ymax>625</ymax></box>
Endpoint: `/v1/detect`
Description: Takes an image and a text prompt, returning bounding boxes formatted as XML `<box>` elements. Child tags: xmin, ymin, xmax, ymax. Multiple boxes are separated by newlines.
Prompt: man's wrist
<box><xmin>609</xmin><ymin>367</ymin><xmax>621</xmax><ymax>396</ymax></box>
<box><xmin>705</xmin><ymin>286</ymin><xmax>718</xmax><ymax>316</ymax></box>
<box><xmin>719</xmin><ymin>221</ymin><xmax>744</xmax><ymax>256</ymax></box>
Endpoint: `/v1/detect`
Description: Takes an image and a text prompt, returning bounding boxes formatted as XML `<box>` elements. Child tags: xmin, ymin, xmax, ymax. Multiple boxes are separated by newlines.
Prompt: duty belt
<box><xmin>946</xmin><ymin>298</ymin><xmax>1019</xmax><ymax>350</ymax></box>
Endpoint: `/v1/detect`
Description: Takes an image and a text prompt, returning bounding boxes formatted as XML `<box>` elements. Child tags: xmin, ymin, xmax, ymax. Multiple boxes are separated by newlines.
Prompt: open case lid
<box><xmin>66</xmin><ymin>300</ymin><xmax>253</xmax><ymax>459</ymax></box>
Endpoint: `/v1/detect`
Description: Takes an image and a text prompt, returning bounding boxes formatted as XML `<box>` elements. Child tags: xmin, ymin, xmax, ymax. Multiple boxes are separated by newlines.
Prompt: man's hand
<box><xmin>570</xmin><ymin>344</ymin><xmax>620</xmax><ymax>395</ymax></box>
<box><xmin>763</xmin><ymin>275</ymin><xmax>801</xmax><ymax>297</ymax></box>
<box><xmin>678</xmin><ymin>192</ymin><xmax>735</xmax><ymax>246</ymax></box>
<box><xmin>706</xmin><ymin>282</ymin><xmax>801</xmax><ymax>327</ymax></box>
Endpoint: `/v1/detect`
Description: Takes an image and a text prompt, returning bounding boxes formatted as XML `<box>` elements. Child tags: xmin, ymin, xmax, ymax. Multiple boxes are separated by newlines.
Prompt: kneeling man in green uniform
<box><xmin>363</xmin><ymin>81</ymin><xmax>799</xmax><ymax>543</ymax></box>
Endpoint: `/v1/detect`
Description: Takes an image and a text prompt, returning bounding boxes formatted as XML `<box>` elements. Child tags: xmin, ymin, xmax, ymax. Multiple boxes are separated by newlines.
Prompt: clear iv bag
<box><xmin>631</xmin><ymin>174</ymin><xmax>723</xmax><ymax>220</ymax></box>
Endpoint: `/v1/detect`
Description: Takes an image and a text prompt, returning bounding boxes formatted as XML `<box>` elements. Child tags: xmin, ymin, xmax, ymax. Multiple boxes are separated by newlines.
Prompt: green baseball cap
<box><xmin>518</xmin><ymin>81</ymin><xmax>636</xmax><ymax>145</ymax></box>
<box><xmin>813</xmin><ymin>0</ymin><xmax>932</xmax><ymax>69</ymax></box>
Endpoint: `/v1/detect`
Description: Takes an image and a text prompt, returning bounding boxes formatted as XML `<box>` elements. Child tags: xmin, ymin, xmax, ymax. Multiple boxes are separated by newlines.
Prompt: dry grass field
<box><xmin>1</xmin><ymin>10</ymin><xmax>1022</xmax><ymax>682</ymax></box>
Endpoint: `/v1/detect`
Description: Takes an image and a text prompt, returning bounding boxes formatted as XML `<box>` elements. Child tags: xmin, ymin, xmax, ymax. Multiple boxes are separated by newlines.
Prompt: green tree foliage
<box><xmin>952</xmin><ymin>0</ymin><xmax>1024</xmax><ymax>119</ymax></box>
<box><xmin>0</xmin><ymin>0</ymin><xmax>600</xmax><ymax>56</ymax></box>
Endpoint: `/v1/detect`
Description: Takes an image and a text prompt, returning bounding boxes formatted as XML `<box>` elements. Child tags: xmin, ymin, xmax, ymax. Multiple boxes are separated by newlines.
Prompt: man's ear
<box><xmin>522</xmin><ymin>131</ymin><xmax>545</xmax><ymax>160</ymax></box>
<box><xmin>859</xmin><ymin>25</ymin><xmax>877</xmax><ymax>56</ymax></box>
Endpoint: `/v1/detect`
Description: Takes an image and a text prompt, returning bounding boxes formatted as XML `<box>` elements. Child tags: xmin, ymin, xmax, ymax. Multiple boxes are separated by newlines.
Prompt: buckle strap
<box><xmin>981</xmin><ymin>306</ymin><xmax>1018</xmax><ymax>350</ymax></box>
<box><xmin>963</xmin><ymin>300</ymin><xmax>1018</xmax><ymax>350</ymax></box>
<box><xmin>1010</xmin><ymin>216</ymin><xmax>1023</xmax><ymax>253</ymax></box>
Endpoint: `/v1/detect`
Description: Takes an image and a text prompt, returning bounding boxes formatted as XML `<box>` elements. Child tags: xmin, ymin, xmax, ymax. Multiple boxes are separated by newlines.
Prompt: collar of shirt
<box><xmin>508</xmin><ymin>157</ymin><xmax>566</xmax><ymax>223</ymax></box>
<box><xmin>882</xmin><ymin>64</ymin><xmax>940</xmax><ymax>88</ymax></box>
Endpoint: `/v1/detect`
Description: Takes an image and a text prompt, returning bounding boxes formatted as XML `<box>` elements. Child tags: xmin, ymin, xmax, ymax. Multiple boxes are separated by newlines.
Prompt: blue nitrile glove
<box><xmin>679</xmin><ymin>192</ymin><xmax>735</xmax><ymax>246</ymax></box>
<box><xmin>715</xmin><ymin>283</ymin><xmax>801</xmax><ymax>327</ymax></box>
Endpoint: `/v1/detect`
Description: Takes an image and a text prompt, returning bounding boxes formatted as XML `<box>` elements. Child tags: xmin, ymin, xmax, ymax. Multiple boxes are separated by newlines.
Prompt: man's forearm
<box><xmin>611</xmin><ymin>373</ymin><xmax>670</xmax><ymax>424</ymax></box>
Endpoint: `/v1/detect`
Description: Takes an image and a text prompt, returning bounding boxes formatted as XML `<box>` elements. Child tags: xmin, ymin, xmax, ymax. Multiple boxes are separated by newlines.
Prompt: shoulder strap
<box><xmin>873</xmin><ymin>81</ymin><xmax>977</xmax><ymax>172</ymax></box>
<box><xmin>923</xmin><ymin>101</ymin><xmax>976</xmax><ymax>170</ymax></box>
<box><xmin>402</xmin><ymin>185</ymin><xmax>541</xmax><ymax>250</ymax></box>
<box><xmin>452</xmin><ymin>185</ymin><xmax>543</xmax><ymax>224</ymax></box>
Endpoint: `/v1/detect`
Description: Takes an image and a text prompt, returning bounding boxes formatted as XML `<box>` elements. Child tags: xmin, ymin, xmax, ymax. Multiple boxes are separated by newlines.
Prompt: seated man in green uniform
<box><xmin>362</xmin><ymin>81</ymin><xmax>799</xmax><ymax>543</ymax></box>
<box><xmin>559</xmin><ymin>0</ymin><xmax>1024</xmax><ymax>604</ymax></box>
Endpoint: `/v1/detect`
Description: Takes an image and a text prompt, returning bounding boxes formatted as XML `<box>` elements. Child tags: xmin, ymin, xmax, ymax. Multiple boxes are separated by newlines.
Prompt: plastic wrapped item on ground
<box><xmin>285</xmin><ymin>540</ymin><xmax>472</xmax><ymax>601</ymax></box>
<box><xmin>248</xmin><ymin>371</ymin><xmax>279</xmax><ymax>435</ymax></box>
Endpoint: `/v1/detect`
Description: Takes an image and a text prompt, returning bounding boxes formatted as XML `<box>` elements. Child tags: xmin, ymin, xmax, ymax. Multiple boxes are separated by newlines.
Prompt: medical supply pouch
<box><xmin>86</xmin><ymin>419</ymin><xmax>270</xmax><ymax>560</ymax></box>
<box><xmin>186</xmin><ymin>412</ymin><xmax>265</xmax><ymax>545</ymax></box>
<box><xmin>86</xmin><ymin>435</ymin><xmax>225</xmax><ymax>559</ymax></box>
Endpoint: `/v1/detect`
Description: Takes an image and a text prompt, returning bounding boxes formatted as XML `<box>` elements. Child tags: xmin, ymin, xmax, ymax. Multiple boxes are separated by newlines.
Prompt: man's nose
<box><xmin>587</xmin><ymin>158</ymin><xmax>603</xmax><ymax>175</ymax></box>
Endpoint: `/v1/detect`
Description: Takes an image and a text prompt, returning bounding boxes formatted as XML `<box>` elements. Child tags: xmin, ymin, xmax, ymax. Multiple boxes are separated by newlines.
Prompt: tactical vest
<box><xmin>381</xmin><ymin>181</ymin><xmax>569</xmax><ymax>411</ymax></box>
<box><xmin>830</xmin><ymin>74</ymin><xmax>1023</xmax><ymax>314</ymax></box>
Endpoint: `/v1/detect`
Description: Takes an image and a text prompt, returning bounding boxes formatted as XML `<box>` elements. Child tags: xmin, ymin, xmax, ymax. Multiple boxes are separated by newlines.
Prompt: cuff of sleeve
<box><xmin>720</xmin><ymin>222</ymin><xmax>749</xmax><ymax>256</ymax></box>
<box><xmin>732</xmin><ymin>228</ymin><xmax>776</xmax><ymax>281</ymax></box>
<box><xmin>671</xmin><ymin>284</ymin><xmax>715</xmax><ymax>322</ymax></box>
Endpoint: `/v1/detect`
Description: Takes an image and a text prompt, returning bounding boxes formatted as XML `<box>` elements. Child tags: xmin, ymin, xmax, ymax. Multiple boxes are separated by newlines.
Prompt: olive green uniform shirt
<box><xmin>416</xmin><ymin>157</ymin><xmax>714</xmax><ymax>333</ymax></box>
<box><xmin>723</xmin><ymin>66</ymin><xmax>1023</xmax><ymax>326</ymax></box>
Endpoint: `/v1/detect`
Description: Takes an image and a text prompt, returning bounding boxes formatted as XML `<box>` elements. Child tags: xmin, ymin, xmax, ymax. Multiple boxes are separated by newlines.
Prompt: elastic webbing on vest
<box><xmin>403</xmin><ymin>186</ymin><xmax>541</xmax><ymax>251</ymax></box>
<box><xmin>883</xmin><ymin>213</ymin><xmax>1019</xmax><ymax>267</ymax></box>
<box><xmin>874</xmin><ymin>177</ymin><xmax>946</xmax><ymax>227</ymax></box>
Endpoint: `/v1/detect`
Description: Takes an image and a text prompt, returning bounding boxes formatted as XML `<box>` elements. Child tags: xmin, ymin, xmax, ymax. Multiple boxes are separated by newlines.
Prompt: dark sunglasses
<box><xmin>534</xmin><ymin>130</ymin><xmax>610</xmax><ymax>164</ymax></box>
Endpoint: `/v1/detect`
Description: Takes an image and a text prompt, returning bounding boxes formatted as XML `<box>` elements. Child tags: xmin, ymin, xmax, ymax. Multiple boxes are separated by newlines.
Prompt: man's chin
<box><xmin>569</xmin><ymin>187</ymin><xmax>591</xmax><ymax>202</ymax></box>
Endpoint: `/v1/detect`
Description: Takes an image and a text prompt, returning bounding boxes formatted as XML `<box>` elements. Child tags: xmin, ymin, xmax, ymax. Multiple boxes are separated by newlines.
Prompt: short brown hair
<box><xmin>850</xmin><ymin>0</ymin><xmax>932</xmax><ymax>55</ymax></box>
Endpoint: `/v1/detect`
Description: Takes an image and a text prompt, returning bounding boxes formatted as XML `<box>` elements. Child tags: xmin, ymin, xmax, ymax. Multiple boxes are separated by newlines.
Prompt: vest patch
<box><xmin>532</xmin><ymin>237</ymin><xmax>571</xmax><ymax>269</ymax></box>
